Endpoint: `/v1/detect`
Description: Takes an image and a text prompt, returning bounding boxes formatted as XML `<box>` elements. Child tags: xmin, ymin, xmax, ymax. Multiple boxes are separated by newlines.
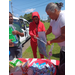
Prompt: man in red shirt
<box><xmin>29</xmin><ymin>12</ymin><xmax>46</xmax><ymax>58</ymax></box>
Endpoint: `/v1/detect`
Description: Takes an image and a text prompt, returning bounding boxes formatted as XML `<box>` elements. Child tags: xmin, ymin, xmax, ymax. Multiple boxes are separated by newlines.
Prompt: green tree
<box><xmin>20</xmin><ymin>13</ymin><xmax>32</xmax><ymax>22</ymax></box>
<box><xmin>20</xmin><ymin>15</ymin><xmax>24</xmax><ymax>18</ymax></box>
<box><xmin>40</xmin><ymin>19</ymin><xmax>45</xmax><ymax>23</ymax></box>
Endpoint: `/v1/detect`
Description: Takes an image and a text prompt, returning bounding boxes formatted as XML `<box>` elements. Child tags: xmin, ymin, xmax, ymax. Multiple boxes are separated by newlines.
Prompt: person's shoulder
<box><xmin>60</xmin><ymin>10</ymin><xmax>65</xmax><ymax>18</ymax></box>
<box><xmin>59</xmin><ymin>10</ymin><xmax>65</xmax><ymax>21</ymax></box>
<box><xmin>60</xmin><ymin>10</ymin><xmax>65</xmax><ymax>15</ymax></box>
<box><xmin>59</xmin><ymin>10</ymin><xmax>65</xmax><ymax>27</ymax></box>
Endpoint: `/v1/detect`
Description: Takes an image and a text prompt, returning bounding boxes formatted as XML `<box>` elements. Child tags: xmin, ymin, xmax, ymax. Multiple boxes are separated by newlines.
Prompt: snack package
<box><xmin>9</xmin><ymin>58</ymin><xmax>29</xmax><ymax>74</ymax></box>
<box><xmin>9</xmin><ymin>25</ymin><xmax>18</xmax><ymax>47</ymax></box>
<box><xmin>46</xmin><ymin>44</ymin><xmax>54</xmax><ymax>59</ymax></box>
<box><xmin>9</xmin><ymin>58</ymin><xmax>23</xmax><ymax>67</ymax></box>
<box><xmin>9</xmin><ymin>58</ymin><xmax>23</xmax><ymax>72</ymax></box>
<box><xmin>29</xmin><ymin>62</ymin><xmax>55</xmax><ymax>75</ymax></box>
<box><xmin>20</xmin><ymin>60</ymin><xmax>29</xmax><ymax>75</ymax></box>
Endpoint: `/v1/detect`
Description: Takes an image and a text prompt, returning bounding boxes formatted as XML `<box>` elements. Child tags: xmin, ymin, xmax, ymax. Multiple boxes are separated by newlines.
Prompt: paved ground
<box><xmin>22</xmin><ymin>39</ymin><xmax>30</xmax><ymax>53</ymax></box>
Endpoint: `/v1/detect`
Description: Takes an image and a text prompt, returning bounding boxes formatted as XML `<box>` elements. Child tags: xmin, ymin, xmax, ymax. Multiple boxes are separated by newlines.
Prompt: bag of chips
<box><xmin>9</xmin><ymin>58</ymin><xmax>23</xmax><ymax>72</ymax></box>
<box><xmin>9</xmin><ymin>58</ymin><xmax>29</xmax><ymax>73</ymax></box>
<box><xmin>9</xmin><ymin>58</ymin><xmax>23</xmax><ymax>68</ymax></box>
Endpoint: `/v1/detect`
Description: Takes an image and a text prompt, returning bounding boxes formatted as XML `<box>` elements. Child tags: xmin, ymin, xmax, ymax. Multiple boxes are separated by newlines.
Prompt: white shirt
<box><xmin>50</xmin><ymin>10</ymin><xmax>65</xmax><ymax>48</ymax></box>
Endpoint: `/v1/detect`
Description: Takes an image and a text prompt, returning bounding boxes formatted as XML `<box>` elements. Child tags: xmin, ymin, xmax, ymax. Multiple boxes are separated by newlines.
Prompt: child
<box><xmin>29</xmin><ymin>12</ymin><xmax>46</xmax><ymax>58</ymax></box>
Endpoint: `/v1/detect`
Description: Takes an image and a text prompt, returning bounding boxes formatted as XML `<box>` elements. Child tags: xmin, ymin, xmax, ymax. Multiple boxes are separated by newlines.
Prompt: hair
<box><xmin>33</xmin><ymin>16</ymin><xmax>38</xmax><ymax>19</ymax></box>
<box><xmin>45</xmin><ymin>2</ymin><xmax>63</xmax><ymax>12</ymax></box>
<box><xmin>9</xmin><ymin>12</ymin><xmax>12</xmax><ymax>15</ymax></box>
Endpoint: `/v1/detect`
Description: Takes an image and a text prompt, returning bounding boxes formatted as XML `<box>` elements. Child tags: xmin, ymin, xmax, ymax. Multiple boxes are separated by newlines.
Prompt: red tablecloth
<box><xmin>10</xmin><ymin>58</ymin><xmax>60</xmax><ymax>75</ymax></box>
<box><xmin>18</xmin><ymin>58</ymin><xmax>60</xmax><ymax>66</ymax></box>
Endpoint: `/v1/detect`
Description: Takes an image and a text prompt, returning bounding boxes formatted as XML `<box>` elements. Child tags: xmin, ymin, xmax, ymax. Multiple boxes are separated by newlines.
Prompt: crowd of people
<box><xmin>9</xmin><ymin>2</ymin><xmax>65</xmax><ymax>75</ymax></box>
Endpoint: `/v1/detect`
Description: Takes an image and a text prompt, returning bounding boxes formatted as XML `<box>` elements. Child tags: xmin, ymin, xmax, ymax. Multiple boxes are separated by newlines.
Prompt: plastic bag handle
<box><xmin>36</xmin><ymin>37</ymin><xmax>47</xmax><ymax>45</ymax></box>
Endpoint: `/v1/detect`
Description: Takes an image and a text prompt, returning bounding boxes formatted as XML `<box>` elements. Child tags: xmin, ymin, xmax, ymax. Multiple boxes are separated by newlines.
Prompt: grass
<box><xmin>22</xmin><ymin>22</ymin><xmax>60</xmax><ymax>60</ymax></box>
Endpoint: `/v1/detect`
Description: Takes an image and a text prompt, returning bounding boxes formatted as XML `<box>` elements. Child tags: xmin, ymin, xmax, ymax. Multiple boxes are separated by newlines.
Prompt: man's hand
<box><xmin>9</xmin><ymin>39</ymin><xmax>14</xmax><ymax>47</ymax></box>
<box><xmin>9</xmin><ymin>39</ymin><xmax>13</xmax><ymax>45</ymax></box>
<box><xmin>12</xmin><ymin>30</ymin><xmax>24</xmax><ymax>37</ymax></box>
<box><xmin>12</xmin><ymin>30</ymin><xmax>19</xmax><ymax>35</ymax></box>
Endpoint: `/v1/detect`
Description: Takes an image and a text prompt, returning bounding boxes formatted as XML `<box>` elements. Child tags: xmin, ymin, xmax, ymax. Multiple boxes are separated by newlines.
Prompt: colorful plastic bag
<box><xmin>37</xmin><ymin>37</ymin><xmax>54</xmax><ymax>58</ymax></box>
<box><xmin>37</xmin><ymin>37</ymin><xmax>48</xmax><ymax>57</ymax></box>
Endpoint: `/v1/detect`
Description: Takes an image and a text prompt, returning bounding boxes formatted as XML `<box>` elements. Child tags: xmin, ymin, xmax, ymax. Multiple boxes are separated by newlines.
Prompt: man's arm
<box><xmin>12</xmin><ymin>30</ymin><xmax>24</xmax><ymax>37</ymax></box>
<box><xmin>17</xmin><ymin>31</ymin><xmax>24</xmax><ymax>37</ymax></box>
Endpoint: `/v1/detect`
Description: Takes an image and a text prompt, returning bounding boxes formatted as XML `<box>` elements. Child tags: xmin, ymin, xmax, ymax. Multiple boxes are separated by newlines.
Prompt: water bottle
<box><xmin>9</xmin><ymin>51</ymin><xmax>10</xmax><ymax>55</ymax></box>
<box><xmin>48</xmin><ymin>43</ymin><xmax>54</xmax><ymax>59</ymax></box>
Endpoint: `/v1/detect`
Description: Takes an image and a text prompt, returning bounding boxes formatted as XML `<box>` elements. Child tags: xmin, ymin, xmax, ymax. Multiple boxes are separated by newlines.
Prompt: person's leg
<box><xmin>56</xmin><ymin>65</ymin><xmax>60</xmax><ymax>75</ymax></box>
<box><xmin>31</xmin><ymin>41</ymin><xmax>37</xmax><ymax>58</ymax></box>
<box><xmin>60</xmin><ymin>50</ymin><xmax>65</xmax><ymax>65</ymax></box>
<box><xmin>40</xmin><ymin>53</ymin><xmax>44</xmax><ymax>58</ymax></box>
<box><xmin>9</xmin><ymin>47</ymin><xmax>15</xmax><ymax>60</ymax></box>
<box><xmin>59</xmin><ymin>63</ymin><xmax>65</xmax><ymax>75</ymax></box>
<box><xmin>58</xmin><ymin>47</ymin><xmax>65</xmax><ymax>75</ymax></box>
<box><xmin>15</xmin><ymin>44</ymin><xmax>22</xmax><ymax>58</ymax></box>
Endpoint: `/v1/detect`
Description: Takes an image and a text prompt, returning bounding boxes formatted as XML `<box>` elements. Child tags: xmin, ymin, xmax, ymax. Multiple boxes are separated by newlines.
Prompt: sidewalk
<box><xmin>22</xmin><ymin>40</ymin><xmax>30</xmax><ymax>53</ymax></box>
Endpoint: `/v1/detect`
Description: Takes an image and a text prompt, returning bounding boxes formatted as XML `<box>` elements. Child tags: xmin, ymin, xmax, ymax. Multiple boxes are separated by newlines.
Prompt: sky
<box><xmin>9</xmin><ymin>0</ymin><xmax>65</xmax><ymax>20</ymax></box>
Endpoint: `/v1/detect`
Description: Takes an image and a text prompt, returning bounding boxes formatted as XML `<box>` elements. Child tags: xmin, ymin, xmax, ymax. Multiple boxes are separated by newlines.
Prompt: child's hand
<box><xmin>34</xmin><ymin>35</ymin><xmax>37</xmax><ymax>39</ymax></box>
